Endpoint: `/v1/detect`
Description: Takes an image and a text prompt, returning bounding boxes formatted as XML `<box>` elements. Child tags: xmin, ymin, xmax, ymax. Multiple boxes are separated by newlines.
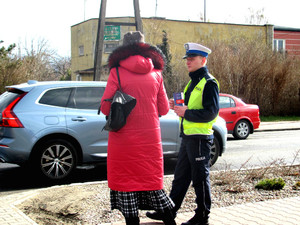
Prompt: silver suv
<box><xmin>0</xmin><ymin>80</ymin><xmax>227</xmax><ymax>181</ymax></box>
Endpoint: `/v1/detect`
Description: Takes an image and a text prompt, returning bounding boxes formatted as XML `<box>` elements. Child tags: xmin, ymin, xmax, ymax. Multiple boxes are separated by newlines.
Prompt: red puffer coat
<box><xmin>100</xmin><ymin>43</ymin><xmax>169</xmax><ymax>192</ymax></box>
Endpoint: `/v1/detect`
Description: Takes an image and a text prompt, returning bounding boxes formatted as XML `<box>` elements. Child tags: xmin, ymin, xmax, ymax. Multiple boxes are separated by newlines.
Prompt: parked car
<box><xmin>0</xmin><ymin>80</ymin><xmax>227</xmax><ymax>181</ymax></box>
<box><xmin>219</xmin><ymin>93</ymin><xmax>260</xmax><ymax>139</ymax></box>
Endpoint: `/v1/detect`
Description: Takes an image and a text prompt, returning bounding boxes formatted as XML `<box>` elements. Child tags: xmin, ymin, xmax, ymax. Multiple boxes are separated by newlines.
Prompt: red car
<box><xmin>219</xmin><ymin>93</ymin><xmax>260</xmax><ymax>139</ymax></box>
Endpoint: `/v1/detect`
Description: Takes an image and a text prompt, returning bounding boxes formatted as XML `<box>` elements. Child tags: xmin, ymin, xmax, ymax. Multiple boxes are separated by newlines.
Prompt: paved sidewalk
<box><xmin>0</xmin><ymin>121</ymin><xmax>299</xmax><ymax>225</ymax></box>
<box><xmin>257</xmin><ymin>120</ymin><xmax>300</xmax><ymax>132</ymax></box>
<box><xmin>1</xmin><ymin>190</ymin><xmax>299</xmax><ymax>225</ymax></box>
<box><xmin>123</xmin><ymin>196</ymin><xmax>300</xmax><ymax>225</ymax></box>
<box><xmin>0</xmin><ymin>191</ymin><xmax>37</xmax><ymax>225</ymax></box>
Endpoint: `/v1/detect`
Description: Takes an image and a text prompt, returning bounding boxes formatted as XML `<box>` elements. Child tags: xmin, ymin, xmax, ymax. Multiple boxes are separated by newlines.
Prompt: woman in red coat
<box><xmin>100</xmin><ymin>31</ymin><xmax>175</xmax><ymax>225</ymax></box>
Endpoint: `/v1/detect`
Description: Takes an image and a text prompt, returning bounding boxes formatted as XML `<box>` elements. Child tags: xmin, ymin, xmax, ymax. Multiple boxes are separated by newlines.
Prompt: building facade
<box><xmin>71</xmin><ymin>17</ymin><xmax>274</xmax><ymax>81</ymax></box>
<box><xmin>274</xmin><ymin>26</ymin><xmax>300</xmax><ymax>56</ymax></box>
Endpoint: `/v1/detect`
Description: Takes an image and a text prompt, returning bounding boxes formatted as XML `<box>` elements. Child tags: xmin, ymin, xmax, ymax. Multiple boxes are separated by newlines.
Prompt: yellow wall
<box><xmin>71</xmin><ymin>19</ymin><xmax>98</xmax><ymax>78</ymax></box>
<box><xmin>71</xmin><ymin>17</ymin><xmax>273</xmax><ymax>80</ymax></box>
<box><xmin>142</xmin><ymin>18</ymin><xmax>272</xmax><ymax>61</ymax></box>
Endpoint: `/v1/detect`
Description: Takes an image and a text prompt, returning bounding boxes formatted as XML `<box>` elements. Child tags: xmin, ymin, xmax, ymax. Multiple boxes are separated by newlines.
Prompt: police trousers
<box><xmin>169</xmin><ymin>137</ymin><xmax>212</xmax><ymax>219</ymax></box>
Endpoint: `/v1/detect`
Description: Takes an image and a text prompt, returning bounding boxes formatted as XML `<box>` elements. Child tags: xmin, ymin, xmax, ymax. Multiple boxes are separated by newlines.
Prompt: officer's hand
<box><xmin>169</xmin><ymin>99</ymin><xmax>175</xmax><ymax>110</ymax></box>
<box><xmin>174</xmin><ymin>105</ymin><xmax>188</xmax><ymax>117</ymax></box>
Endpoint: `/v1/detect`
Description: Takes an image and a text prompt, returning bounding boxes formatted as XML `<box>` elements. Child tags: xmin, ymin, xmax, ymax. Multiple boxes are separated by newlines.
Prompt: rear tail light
<box><xmin>1</xmin><ymin>93</ymin><xmax>27</xmax><ymax>128</ymax></box>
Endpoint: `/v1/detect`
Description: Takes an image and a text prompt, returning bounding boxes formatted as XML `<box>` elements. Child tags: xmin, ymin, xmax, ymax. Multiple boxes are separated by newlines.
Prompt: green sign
<box><xmin>104</xmin><ymin>25</ymin><xmax>121</xmax><ymax>41</ymax></box>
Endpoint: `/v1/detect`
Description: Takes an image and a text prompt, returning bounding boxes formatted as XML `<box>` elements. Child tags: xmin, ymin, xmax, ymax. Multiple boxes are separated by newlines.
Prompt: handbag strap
<box><xmin>97</xmin><ymin>67</ymin><xmax>122</xmax><ymax>115</ymax></box>
<box><xmin>116</xmin><ymin>67</ymin><xmax>122</xmax><ymax>92</ymax></box>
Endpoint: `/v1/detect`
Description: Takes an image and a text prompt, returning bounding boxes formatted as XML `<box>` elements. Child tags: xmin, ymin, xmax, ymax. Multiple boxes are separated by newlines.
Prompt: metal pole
<box><xmin>155</xmin><ymin>0</ymin><xmax>158</xmax><ymax>17</ymax></box>
<box><xmin>84</xmin><ymin>0</ymin><xmax>86</xmax><ymax>21</ymax></box>
<box><xmin>93</xmin><ymin>0</ymin><xmax>107</xmax><ymax>81</ymax></box>
<box><xmin>204</xmin><ymin>0</ymin><xmax>206</xmax><ymax>22</ymax></box>
<box><xmin>93</xmin><ymin>0</ymin><xmax>142</xmax><ymax>81</ymax></box>
<box><xmin>134</xmin><ymin>0</ymin><xmax>143</xmax><ymax>32</ymax></box>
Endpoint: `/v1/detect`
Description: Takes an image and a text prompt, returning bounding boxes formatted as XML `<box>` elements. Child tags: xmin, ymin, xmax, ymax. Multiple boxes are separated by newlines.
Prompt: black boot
<box><xmin>181</xmin><ymin>214</ymin><xmax>208</xmax><ymax>225</ymax></box>
<box><xmin>162</xmin><ymin>209</ymin><xmax>177</xmax><ymax>225</ymax></box>
<box><xmin>146</xmin><ymin>210</ymin><xmax>176</xmax><ymax>221</ymax></box>
<box><xmin>125</xmin><ymin>217</ymin><xmax>140</xmax><ymax>225</ymax></box>
<box><xmin>146</xmin><ymin>211</ymin><xmax>164</xmax><ymax>221</ymax></box>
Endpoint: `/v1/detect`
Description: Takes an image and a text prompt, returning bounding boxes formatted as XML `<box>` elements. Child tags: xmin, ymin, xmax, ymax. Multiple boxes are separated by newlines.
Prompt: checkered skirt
<box><xmin>110</xmin><ymin>189</ymin><xmax>175</xmax><ymax>217</ymax></box>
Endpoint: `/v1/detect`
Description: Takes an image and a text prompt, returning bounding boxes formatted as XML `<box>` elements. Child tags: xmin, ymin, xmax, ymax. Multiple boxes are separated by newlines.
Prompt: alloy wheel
<box><xmin>234</xmin><ymin>120</ymin><xmax>250</xmax><ymax>139</ymax></box>
<box><xmin>40</xmin><ymin>143</ymin><xmax>75</xmax><ymax>180</ymax></box>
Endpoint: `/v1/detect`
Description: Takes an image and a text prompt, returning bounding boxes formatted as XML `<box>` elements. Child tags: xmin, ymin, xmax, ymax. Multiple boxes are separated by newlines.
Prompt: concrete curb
<box><xmin>256</xmin><ymin>121</ymin><xmax>300</xmax><ymax>132</ymax></box>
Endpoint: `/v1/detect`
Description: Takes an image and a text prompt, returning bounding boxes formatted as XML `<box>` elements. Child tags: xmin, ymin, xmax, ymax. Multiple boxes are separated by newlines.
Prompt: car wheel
<box><xmin>233</xmin><ymin>120</ymin><xmax>250</xmax><ymax>139</ymax></box>
<box><xmin>210</xmin><ymin>136</ymin><xmax>220</xmax><ymax>166</ymax></box>
<box><xmin>35</xmin><ymin>139</ymin><xmax>77</xmax><ymax>180</ymax></box>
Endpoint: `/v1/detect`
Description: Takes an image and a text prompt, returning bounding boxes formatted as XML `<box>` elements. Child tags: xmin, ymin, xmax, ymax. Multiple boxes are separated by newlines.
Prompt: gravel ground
<box><xmin>18</xmin><ymin>165</ymin><xmax>300</xmax><ymax>225</ymax></box>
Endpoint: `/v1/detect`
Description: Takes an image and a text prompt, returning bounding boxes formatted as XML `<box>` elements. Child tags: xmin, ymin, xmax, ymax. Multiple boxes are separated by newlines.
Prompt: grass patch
<box><xmin>255</xmin><ymin>178</ymin><xmax>286</xmax><ymax>190</ymax></box>
<box><xmin>260</xmin><ymin>116</ymin><xmax>300</xmax><ymax>122</ymax></box>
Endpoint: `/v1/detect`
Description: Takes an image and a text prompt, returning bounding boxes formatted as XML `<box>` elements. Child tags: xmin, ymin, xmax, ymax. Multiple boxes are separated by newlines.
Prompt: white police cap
<box><xmin>183</xmin><ymin>43</ymin><xmax>212</xmax><ymax>59</ymax></box>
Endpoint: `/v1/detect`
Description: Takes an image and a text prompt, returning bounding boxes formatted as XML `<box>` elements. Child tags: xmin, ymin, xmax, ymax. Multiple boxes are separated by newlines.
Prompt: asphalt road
<box><xmin>1</xmin><ymin>129</ymin><xmax>299</xmax><ymax>194</ymax></box>
<box><xmin>212</xmin><ymin>129</ymin><xmax>300</xmax><ymax>171</ymax></box>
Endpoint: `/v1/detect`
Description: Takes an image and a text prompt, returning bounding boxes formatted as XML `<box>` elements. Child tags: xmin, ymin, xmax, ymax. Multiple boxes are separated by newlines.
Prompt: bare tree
<box><xmin>0</xmin><ymin>41</ymin><xmax>22</xmax><ymax>93</ymax></box>
<box><xmin>207</xmin><ymin>37</ymin><xmax>300</xmax><ymax>116</ymax></box>
<box><xmin>0</xmin><ymin>38</ymin><xmax>72</xmax><ymax>93</ymax></box>
<box><xmin>245</xmin><ymin>8</ymin><xmax>269</xmax><ymax>25</ymax></box>
<box><xmin>20</xmin><ymin>38</ymin><xmax>58</xmax><ymax>81</ymax></box>
<box><xmin>54</xmin><ymin>56</ymin><xmax>71</xmax><ymax>80</ymax></box>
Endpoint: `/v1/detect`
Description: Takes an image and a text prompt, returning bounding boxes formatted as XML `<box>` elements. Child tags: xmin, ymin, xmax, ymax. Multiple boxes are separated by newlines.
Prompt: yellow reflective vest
<box><xmin>182</xmin><ymin>75</ymin><xmax>219</xmax><ymax>136</ymax></box>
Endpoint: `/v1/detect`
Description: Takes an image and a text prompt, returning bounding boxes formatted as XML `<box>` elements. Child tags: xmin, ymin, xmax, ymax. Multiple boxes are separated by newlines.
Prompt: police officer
<box><xmin>146</xmin><ymin>43</ymin><xmax>219</xmax><ymax>225</ymax></box>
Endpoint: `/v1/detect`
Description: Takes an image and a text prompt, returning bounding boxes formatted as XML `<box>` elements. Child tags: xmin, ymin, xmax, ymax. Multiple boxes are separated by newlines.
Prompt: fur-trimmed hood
<box><xmin>108</xmin><ymin>43</ymin><xmax>166</xmax><ymax>70</ymax></box>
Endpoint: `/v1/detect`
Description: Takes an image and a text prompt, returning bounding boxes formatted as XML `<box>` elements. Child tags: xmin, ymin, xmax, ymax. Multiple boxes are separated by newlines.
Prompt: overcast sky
<box><xmin>1</xmin><ymin>0</ymin><xmax>300</xmax><ymax>57</ymax></box>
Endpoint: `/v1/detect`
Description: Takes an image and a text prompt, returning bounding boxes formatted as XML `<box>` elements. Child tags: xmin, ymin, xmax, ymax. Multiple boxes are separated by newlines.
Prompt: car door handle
<box><xmin>72</xmin><ymin>117</ymin><xmax>87</xmax><ymax>122</ymax></box>
<box><xmin>231</xmin><ymin>111</ymin><xmax>236</xmax><ymax>114</ymax></box>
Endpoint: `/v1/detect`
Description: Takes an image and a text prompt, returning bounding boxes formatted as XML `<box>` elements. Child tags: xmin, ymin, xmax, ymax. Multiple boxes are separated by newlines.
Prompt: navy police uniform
<box><xmin>146</xmin><ymin>43</ymin><xmax>219</xmax><ymax>225</ymax></box>
<box><xmin>172</xmin><ymin>43</ymin><xmax>219</xmax><ymax>224</ymax></box>
<box><xmin>170</xmin><ymin>66</ymin><xmax>219</xmax><ymax>221</ymax></box>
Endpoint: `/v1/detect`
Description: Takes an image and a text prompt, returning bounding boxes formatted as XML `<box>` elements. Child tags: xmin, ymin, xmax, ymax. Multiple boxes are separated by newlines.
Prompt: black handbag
<box><xmin>101</xmin><ymin>67</ymin><xmax>136</xmax><ymax>132</ymax></box>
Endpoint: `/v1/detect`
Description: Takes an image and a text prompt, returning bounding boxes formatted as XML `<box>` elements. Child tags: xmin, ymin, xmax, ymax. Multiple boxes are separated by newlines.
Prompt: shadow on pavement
<box><xmin>0</xmin><ymin>158</ymin><xmax>177</xmax><ymax>193</ymax></box>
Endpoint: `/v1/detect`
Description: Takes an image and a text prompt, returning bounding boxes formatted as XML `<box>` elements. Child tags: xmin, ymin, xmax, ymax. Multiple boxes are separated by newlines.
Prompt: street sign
<box><xmin>104</xmin><ymin>25</ymin><xmax>121</xmax><ymax>41</ymax></box>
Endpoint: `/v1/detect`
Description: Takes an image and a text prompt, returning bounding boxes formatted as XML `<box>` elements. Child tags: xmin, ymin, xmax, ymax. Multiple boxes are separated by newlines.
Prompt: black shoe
<box><xmin>125</xmin><ymin>217</ymin><xmax>140</xmax><ymax>225</ymax></box>
<box><xmin>181</xmin><ymin>214</ymin><xmax>208</xmax><ymax>225</ymax></box>
<box><xmin>146</xmin><ymin>211</ymin><xmax>176</xmax><ymax>221</ymax></box>
<box><xmin>146</xmin><ymin>211</ymin><xmax>164</xmax><ymax>221</ymax></box>
<box><xmin>162</xmin><ymin>209</ymin><xmax>177</xmax><ymax>225</ymax></box>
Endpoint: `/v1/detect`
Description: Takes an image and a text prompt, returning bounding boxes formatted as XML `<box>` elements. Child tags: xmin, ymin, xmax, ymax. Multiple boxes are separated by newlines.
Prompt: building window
<box><xmin>76</xmin><ymin>74</ymin><xmax>82</xmax><ymax>81</ymax></box>
<box><xmin>273</xmin><ymin>39</ymin><xmax>285</xmax><ymax>53</ymax></box>
<box><xmin>79</xmin><ymin>45</ymin><xmax>84</xmax><ymax>56</ymax></box>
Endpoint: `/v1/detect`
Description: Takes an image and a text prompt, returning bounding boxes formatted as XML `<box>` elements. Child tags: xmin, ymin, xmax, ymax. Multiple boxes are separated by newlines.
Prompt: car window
<box><xmin>219</xmin><ymin>96</ymin><xmax>235</xmax><ymax>108</ymax></box>
<box><xmin>67</xmin><ymin>87</ymin><xmax>104</xmax><ymax>110</ymax></box>
<box><xmin>39</xmin><ymin>88</ymin><xmax>72</xmax><ymax>107</ymax></box>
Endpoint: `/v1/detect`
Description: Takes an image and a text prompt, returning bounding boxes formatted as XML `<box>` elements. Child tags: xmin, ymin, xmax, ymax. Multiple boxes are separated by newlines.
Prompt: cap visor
<box><xmin>182</xmin><ymin>53</ymin><xmax>201</xmax><ymax>59</ymax></box>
